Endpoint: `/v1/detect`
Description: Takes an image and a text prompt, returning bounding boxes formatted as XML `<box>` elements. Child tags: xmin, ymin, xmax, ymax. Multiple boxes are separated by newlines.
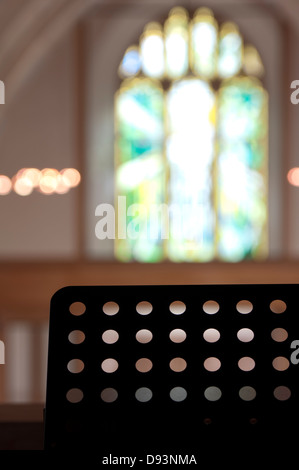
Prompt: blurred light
<box><xmin>60</xmin><ymin>168</ymin><xmax>81</xmax><ymax>188</ymax></box>
<box><xmin>23</xmin><ymin>168</ymin><xmax>41</xmax><ymax>187</ymax></box>
<box><xmin>39</xmin><ymin>176</ymin><xmax>57</xmax><ymax>194</ymax></box>
<box><xmin>243</xmin><ymin>44</ymin><xmax>264</xmax><ymax>77</ymax></box>
<box><xmin>0</xmin><ymin>168</ymin><xmax>81</xmax><ymax>195</ymax></box>
<box><xmin>165</xmin><ymin>32</ymin><xmax>188</xmax><ymax>78</ymax></box>
<box><xmin>140</xmin><ymin>24</ymin><xmax>164</xmax><ymax>78</ymax></box>
<box><xmin>287</xmin><ymin>167</ymin><xmax>299</xmax><ymax>186</ymax></box>
<box><xmin>0</xmin><ymin>175</ymin><xmax>12</xmax><ymax>195</ymax></box>
<box><xmin>13</xmin><ymin>176</ymin><xmax>34</xmax><ymax>196</ymax></box>
<box><xmin>38</xmin><ymin>168</ymin><xmax>59</xmax><ymax>194</ymax></box>
<box><xmin>55</xmin><ymin>174</ymin><xmax>70</xmax><ymax>194</ymax></box>
<box><xmin>15</xmin><ymin>168</ymin><xmax>27</xmax><ymax>177</ymax></box>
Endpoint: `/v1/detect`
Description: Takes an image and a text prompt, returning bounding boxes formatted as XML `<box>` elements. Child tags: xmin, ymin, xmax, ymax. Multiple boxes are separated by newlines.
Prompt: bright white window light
<box><xmin>140</xmin><ymin>31</ymin><xmax>164</xmax><ymax>78</ymax></box>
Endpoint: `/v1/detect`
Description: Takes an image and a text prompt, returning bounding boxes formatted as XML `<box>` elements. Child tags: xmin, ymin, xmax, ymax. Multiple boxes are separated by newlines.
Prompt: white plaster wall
<box><xmin>0</xmin><ymin>33</ymin><xmax>78</xmax><ymax>259</ymax></box>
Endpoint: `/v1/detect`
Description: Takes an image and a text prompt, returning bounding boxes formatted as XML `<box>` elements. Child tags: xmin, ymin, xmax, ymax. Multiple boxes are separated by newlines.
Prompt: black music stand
<box><xmin>44</xmin><ymin>284</ymin><xmax>299</xmax><ymax>463</ymax></box>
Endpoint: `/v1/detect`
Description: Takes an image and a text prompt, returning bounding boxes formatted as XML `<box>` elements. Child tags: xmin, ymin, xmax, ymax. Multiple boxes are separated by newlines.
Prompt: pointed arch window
<box><xmin>114</xmin><ymin>7</ymin><xmax>268</xmax><ymax>262</ymax></box>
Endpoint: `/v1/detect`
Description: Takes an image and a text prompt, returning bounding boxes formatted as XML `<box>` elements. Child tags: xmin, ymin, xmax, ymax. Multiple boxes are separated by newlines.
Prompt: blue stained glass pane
<box><xmin>119</xmin><ymin>47</ymin><xmax>141</xmax><ymax>77</ymax></box>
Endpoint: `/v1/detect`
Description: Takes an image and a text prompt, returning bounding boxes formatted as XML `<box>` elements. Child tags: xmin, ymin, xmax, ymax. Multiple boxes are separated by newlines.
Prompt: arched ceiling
<box><xmin>0</xmin><ymin>0</ymin><xmax>298</xmax><ymax>122</ymax></box>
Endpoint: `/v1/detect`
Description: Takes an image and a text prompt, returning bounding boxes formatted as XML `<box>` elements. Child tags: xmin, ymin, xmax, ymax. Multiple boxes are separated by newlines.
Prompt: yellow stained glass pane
<box><xmin>164</xmin><ymin>7</ymin><xmax>189</xmax><ymax>79</ymax></box>
<box><xmin>243</xmin><ymin>44</ymin><xmax>264</xmax><ymax>77</ymax></box>
<box><xmin>190</xmin><ymin>8</ymin><xmax>218</xmax><ymax>79</ymax></box>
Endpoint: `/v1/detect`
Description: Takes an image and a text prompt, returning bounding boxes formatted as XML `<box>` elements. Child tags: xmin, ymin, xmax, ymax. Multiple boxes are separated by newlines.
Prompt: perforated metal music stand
<box><xmin>44</xmin><ymin>284</ymin><xmax>299</xmax><ymax>462</ymax></box>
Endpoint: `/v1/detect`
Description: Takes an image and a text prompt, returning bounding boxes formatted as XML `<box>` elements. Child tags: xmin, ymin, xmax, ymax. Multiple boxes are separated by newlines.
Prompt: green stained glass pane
<box><xmin>190</xmin><ymin>8</ymin><xmax>218</xmax><ymax>79</ymax></box>
<box><xmin>115</xmin><ymin>78</ymin><xmax>165</xmax><ymax>262</ymax></box>
<box><xmin>115</xmin><ymin>78</ymin><xmax>164</xmax><ymax>164</ymax></box>
<box><xmin>217</xmin><ymin>77</ymin><xmax>268</xmax><ymax>261</ymax></box>
<box><xmin>166</xmin><ymin>78</ymin><xmax>216</xmax><ymax>261</ymax></box>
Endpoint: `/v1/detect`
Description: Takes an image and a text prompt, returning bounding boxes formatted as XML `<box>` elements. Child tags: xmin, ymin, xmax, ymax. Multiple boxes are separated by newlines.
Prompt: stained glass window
<box><xmin>115</xmin><ymin>7</ymin><xmax>268</xmax><ymax>262</ymax></box>
<box><xmin>217</xmin><ymin>78</ymin><xmax>268</xmax><ymax>260</ymax></box>
<box><xmin>190</xmin><ymin>8</ymin><xmax>218</xmax><ymax>79</ymax></box>
<box><xmin>218</xmin><ymin>22</ymin><xmax>243</xmax><ymax>79</ymax></box>
<box><xmin>166</xmin><ymin>78</ymin><xmax>216</xmax><ymax>261</ymax></box>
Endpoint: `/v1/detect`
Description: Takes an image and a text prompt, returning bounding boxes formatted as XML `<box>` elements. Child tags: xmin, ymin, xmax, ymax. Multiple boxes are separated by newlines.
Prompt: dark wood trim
<box><xmin>0</xmin><ymin>260</ymin><xmax>299</xmax><ymax>320</ymax></box>
<box><xmin>0</xmin><ymin>404</ymin><xmax>43</xmax><ymax>422</ymax></box>
<box><xmin>0</xmin><ymin>326</ymin><xmax>4</xmax><ymax>402</ymax></box>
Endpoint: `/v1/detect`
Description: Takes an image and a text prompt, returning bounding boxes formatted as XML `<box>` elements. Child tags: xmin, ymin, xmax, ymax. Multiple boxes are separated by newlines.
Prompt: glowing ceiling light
<box><xmin>0</xmin><ymin>168</ymin><xmax>81</xmax><ymax>195</ymax></box>
<box><xmin>287</xmin><ymin>167</ymin><xmax>299</xmax><ymax>186</ymax></box>
<box><xmin>41</xmin><ymin>168</ymin><xmax>59</xmax><ymax>178</ymax></box>
<box><xmin>60</xmin><ymin>168</ymin><xmax>81</xmax><ymax>188</ymax></box>
<box><xmin>38</xmin><ymin>169</ymin><xmax>59</xmax><ymax>194</ymax></box>
<box><xmin>55</xmin><ymin>174</ymin><xmax>70</xmax><ymax>194</ymax></box>
<box><xmin>0</xmin><ymin>175</ymin><xmax>12</xmax><ymax>195</ymax></box>
<box><xmin>13</xmin><ymin>176</ymin><xmax>34</xmax><ymax>196</ymax></box>
<box><xmin>23</xmin><ymin>168</ymin><xmax>41</xmax><ymax>187</ymax></box>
